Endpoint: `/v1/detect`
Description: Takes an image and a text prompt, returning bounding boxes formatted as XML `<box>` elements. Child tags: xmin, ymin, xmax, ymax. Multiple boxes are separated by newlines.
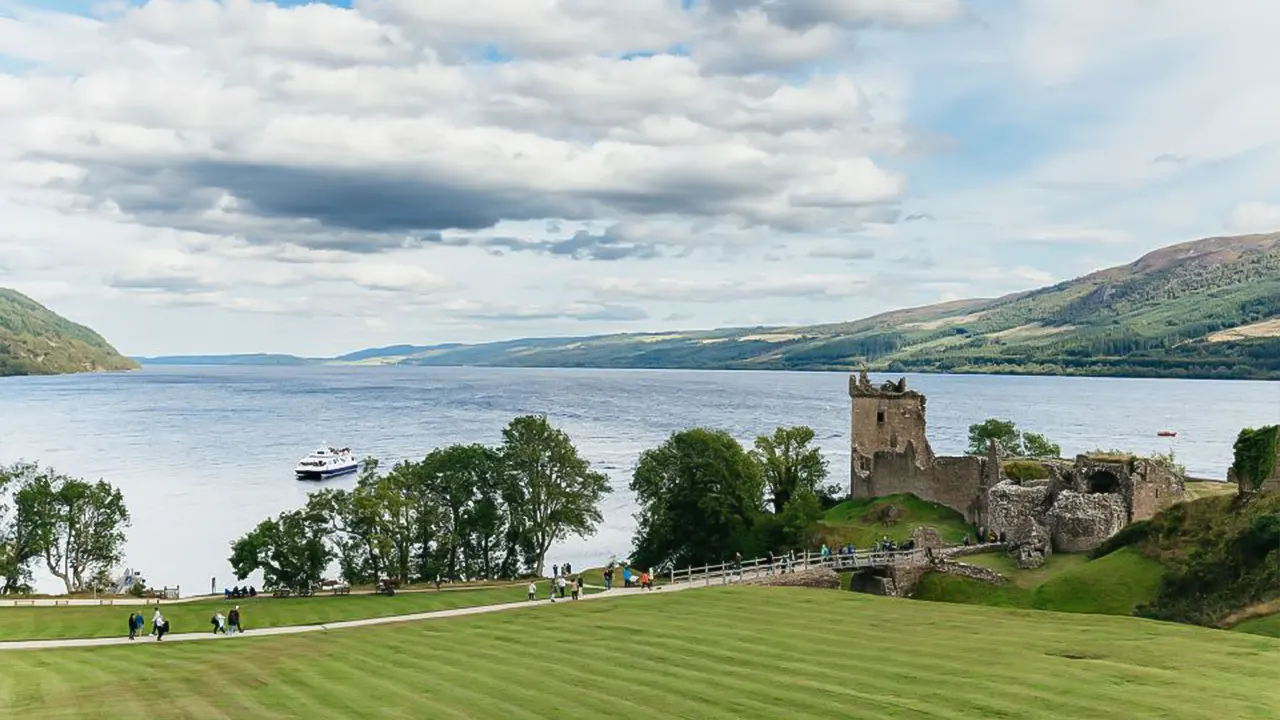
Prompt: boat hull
<box><xmin>295</xmin><ymin>464</ymin><xmax>359</xmax><ymax>481</ymax></box>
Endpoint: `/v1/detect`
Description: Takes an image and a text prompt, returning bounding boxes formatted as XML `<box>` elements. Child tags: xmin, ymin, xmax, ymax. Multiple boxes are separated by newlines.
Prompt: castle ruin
<box><xmin>849</xmin><ymin>370</ymin><xmax>1186</xmax><ymax>564</ymax></box>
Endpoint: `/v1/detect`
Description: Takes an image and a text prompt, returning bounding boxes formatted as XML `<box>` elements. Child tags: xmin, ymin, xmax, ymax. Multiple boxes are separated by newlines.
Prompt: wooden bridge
<box><xmin>666</xmin><ymin>548</ymin><xmax>926</xmax><ymax>588</ymax></box>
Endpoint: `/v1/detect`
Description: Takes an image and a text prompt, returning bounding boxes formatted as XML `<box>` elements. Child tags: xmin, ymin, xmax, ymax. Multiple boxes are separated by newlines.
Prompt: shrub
<box><xmin>1003</xmin><ymin>460</ymin><xmax>1049</xmax><ymax>483</ymax></box>
<box><xmin>1090</xmin><ymin>519</ymin><xmax>1153</xmax><ymax>559</ymax></box>
<box><xmin>1232</xmin><ymin>425</ymin><xmax>1279</xmax><ymax>491</ymax></box>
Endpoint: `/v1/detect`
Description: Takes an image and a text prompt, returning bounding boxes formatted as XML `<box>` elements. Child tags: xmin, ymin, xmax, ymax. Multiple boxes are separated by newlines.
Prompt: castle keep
<box><xmin>849</xmin><ymin>370</ymin><xmax>1186</xmax><ymax>564</ymax></box>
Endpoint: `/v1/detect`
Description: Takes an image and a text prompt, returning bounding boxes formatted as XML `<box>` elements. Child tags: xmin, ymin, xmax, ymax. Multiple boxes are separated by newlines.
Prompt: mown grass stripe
<box><xmin>2</xmin><ymin>587</ymin><xmax>1278</xmax><ymax>719</ymax></box>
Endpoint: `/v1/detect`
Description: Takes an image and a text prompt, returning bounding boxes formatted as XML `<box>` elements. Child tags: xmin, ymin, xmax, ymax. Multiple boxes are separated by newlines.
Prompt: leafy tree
<box><xmin>229</xmin><ymin>507</ymin><xmax>333</xmax><ymax>591</ymax></box>
<box><xmin>750</xmin><ymin>426</ymin><xmax>833</xmax><ymax>513</ymax></box>
<box><xmin>8</xmin><ymin>463</ymin><xmax>130</xmax><ymax>594</ymax></box>
<box><xmin>967</xmin><ymin>419</ymin><xmax>1062</xmax><ymax>459</ymax></box>
<box><xmin>779</xmin><ymin>489</ymin><xmax>823</xmax><ymax>550</ymax></box>
<box><xmin>500</xmin><ymin>415</ymin><xmax>610</xmax><ymax>576</ymax></box>
<box><xmin>0</xmin><ymin>465</ymin><xmax>37</xmax><ymax>594</ymax></box>
<box><xmin>1021</xmin><ymin>432</ymin><xmax>1062</xmax><ymax>460</ymax></box>
<box><xmin>305</xmin><ymin>477</ymin><xmax>384</xmax><ymax>585</ymax></box>
<box><xmin>966</xmin><ymin>418</ymin><xmax>1023</xmax><ymax>456</ymax></box>
<box><xmin>416</xmin><ymin>444</ymin><xmax>502</xmax><ymax>580</ymax></box>
<box><xmin>630</xmin><ymin>428</ymin><xmax>765</xmax><ymax>569</ymax></box>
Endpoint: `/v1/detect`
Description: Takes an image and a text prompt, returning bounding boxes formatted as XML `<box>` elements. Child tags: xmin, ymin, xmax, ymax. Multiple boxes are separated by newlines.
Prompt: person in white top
<box><xmin>556</xmin><ymin>575</ymin><xmax>567</xmax><ymax>599</ymax></box>
<box><xmin>151</xmin><ymin>608</ymin><xmax>163</xmax><ymax>636</ymax></box>
<box><xmin>527</xmin><ymin>581</ymin><xmax>537</xmax><ymax>601</ymax></box>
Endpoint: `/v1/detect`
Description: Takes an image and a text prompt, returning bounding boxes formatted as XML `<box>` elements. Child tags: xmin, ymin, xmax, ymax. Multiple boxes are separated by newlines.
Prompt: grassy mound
<box><xmin>0</xmin><ymin>582</ymin><xmax>580</xmax><ymax>642</ymax></box>
<box><xmin>914</xmin><ymin>547</ymin><xmax>1163</xmax><ymax>616</ymax></box>
<box><xmin>2</xmin><ymin>586</ymin><xmax>1278</xmax><ymax>719</ymax></box>
<box><xmin>1092</xmin><ymin>493</ymin><xmax>1280</xmax><ymax>626</ymax></box>
<box><xmin>820</xmin><ymin>493</ymin><xmax>973</xmax><ymax>546</ymax></box>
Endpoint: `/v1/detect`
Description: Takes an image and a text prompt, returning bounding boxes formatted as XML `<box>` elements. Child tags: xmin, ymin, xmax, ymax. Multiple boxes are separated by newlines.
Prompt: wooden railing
<box><xmin>666</xmin><ymin>549</ymin><xmax>924</xmax><ymax>587</ymax></box>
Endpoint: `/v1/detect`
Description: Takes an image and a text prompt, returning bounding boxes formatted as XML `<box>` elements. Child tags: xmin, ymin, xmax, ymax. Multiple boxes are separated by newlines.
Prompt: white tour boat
<box><xmin>294</xmin><ymin>445</ymin><xmax>359</xmax><ymax>480</ymax></box>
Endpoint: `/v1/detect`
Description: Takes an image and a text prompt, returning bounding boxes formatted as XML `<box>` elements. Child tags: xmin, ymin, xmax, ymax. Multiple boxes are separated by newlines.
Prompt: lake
<box><xmin>1</xmin><ymin>365</ymin><xmax>1276</xmax><ymax>595</ymax></box>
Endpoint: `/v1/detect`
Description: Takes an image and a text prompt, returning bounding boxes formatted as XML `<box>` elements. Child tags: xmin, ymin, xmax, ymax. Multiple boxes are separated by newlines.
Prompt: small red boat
<box><xmin>1157</xmin><ymin>431</ymin><xmax>1177</xmax><ymax>438</ymax></box>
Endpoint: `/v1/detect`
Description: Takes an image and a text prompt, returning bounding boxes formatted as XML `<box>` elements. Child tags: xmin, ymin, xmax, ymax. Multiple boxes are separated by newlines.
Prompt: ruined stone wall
<box><xmin>850</xmin><ymin>388</ymin><xmax>934</xmax><ymax>461</ymax></box>
<box><xmin>983</xmin><ymin>482</ymin><xmax>1051</xmax><ymax>538</ymax></box>
<box><xmin>930</xmin><ymin>561</ymin><xmax>1006</xmax><ymax>586</ymax></box>
<box><xmin>1129</xmin><ymin>458</ymin><xmax>1186</xmax><ymax>520</ymax></box>
<box><xmin>1046</xmin><ymin>491</ymin><xmax>1129</xmax><ymax>553</ymax></box>
<box><xmin>741</xmin><ymin>567</ymin><xmax>840</xmax><ymax>589</ymax></box>
<box><xmin>851</xmin><ymin>447</ymin><xmax>986</xmax><ymax>522</ymax></box>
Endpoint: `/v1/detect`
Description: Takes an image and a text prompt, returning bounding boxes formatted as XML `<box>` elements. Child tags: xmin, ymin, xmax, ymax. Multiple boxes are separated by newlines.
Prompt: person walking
<box><xmin>211</xmin><ymin>611</ymin><xmax>227</xmax><ymax>634</ymax></box>
<box><xmin>128</xmin><ymin>612</ymin><xmax>138</xmax><ymax>640</ymax></box>
<box><xmin>227</xmin><ymin>605</ymin><xmax>242</xmax><ymax>635</ymax></box>
<box><xmin>556</xmin><ymin>574</ymin><xmax>567</xmax><ymax>599</ymax></box>
<box><xmin>571</xmin><ymin>577</ymin><xmax>580</xmax><ymax>601</ymax></box>
<box><xmin>552</xmin><ymin>564</ymin><xmax>559</xmax><ymax>579</ymax></box>
<box><xmin>603</xmin><ymin>567</ymin><xmax>612</xmax><ymax>591</ymax></box>
<box><xmin>527</xmin><ymin>581</ymin><xmax>537</xmax><ymax>601</ymax></box>
<box><xmin>151</xmin><ymin>608</ymin><xmax>163</xmax><ymax>637</ymax></box>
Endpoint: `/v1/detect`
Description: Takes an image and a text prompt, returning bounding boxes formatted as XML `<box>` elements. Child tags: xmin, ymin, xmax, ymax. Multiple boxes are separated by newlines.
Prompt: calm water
<box><xmin>1</xmin><ymin>366</ymin><xmax>1276</xmax><ymax>594</ymax></box>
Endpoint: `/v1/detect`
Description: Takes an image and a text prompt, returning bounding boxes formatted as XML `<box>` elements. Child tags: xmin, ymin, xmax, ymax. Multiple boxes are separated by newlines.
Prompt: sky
<box><xmin>2</xmin><ymin>0</ymin><xmax>1280</xmax><ymax>357</ymax></box>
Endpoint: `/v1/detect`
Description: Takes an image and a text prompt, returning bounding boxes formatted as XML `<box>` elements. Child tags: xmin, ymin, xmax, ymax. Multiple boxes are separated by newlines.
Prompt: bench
<box><xmin>331</xmin><ymin>585</ymin><xmax>350</xmax><ymax>595</ymax></box>
<box><xmin>272</xmin><ymin>589</ymin><xmax>292</xmax><ymax>598</ymax></box>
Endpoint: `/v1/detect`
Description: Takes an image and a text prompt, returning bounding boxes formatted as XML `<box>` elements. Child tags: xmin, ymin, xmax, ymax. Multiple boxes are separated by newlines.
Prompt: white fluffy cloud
<box><xmin>0</xmin><ymin>0</ymin><xmax>1277</xmax><ymax>355</ymax></box>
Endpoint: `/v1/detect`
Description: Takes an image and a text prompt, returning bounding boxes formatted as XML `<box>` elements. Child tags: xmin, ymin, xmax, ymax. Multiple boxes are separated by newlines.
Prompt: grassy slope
<box><xmin>1235</xmin><ymin>614</ymin><xmax>1280</xmax><ymax>638</ymax></box>
<box><xmin>2</xmin><ymin>587</ymin><xmax>1277</xmax><ymax>720</ymax></box>
<box><xmin>819</xmin><ymin>493</ymin><xmax>974</xmax><ymax>547</ymax></box>
<box><xmin>0</xmin><ymin>582</ymin><xmax>578</xmax><ymax>642</ymax></box>
<box><xmin>0</xmin><ymin>288</ymin><xmax>137</xmax><ymax>377</ymax></box>
<box><xmin>914</xmin><ymin>547</ymin><xmax>1165</xmax><ymax>616</ymax></box>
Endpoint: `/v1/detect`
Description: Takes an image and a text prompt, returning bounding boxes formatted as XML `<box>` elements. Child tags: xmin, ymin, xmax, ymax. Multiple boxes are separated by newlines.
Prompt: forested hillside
<box><xmin>0</xmin><ymin>289</ymin><xmax>138</xmax><ymax>377</ymax></box>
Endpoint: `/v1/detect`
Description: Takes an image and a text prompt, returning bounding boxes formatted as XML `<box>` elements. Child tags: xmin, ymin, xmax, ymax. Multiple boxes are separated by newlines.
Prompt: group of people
<box><xmin>127</xmin><ymin>608</ymin><xmax>170</xmax><ymax>641</ymax></box>
<box><xmin>527</xmin><ymin>568</ymin><xmax>586</xmax><ymax>603</ymax></box>
<box><xmin>223</xmin><ymin>585</ymin><xmax>257</xmax><ymax>599</ymax></box>
<box><xmin>209</xmin><ymin>605</ymin><xmax>245</xmax><ymax>635</ymax></box>
<box><xmin>962</xmin><ymin>527</ymin><xmax>1006</xmax><ymax>546</ymax></box>
<box><xmin>126</xmin><ymin>604</ymin><xmax>246</xmax><ymax>641</ymax></box>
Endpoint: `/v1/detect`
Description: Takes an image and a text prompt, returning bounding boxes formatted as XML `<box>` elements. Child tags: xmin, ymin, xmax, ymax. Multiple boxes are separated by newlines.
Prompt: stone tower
<box><xmin>849</xmin><ymin>369</ymin><xmax>934</xmax><ymax>486</ymax></box>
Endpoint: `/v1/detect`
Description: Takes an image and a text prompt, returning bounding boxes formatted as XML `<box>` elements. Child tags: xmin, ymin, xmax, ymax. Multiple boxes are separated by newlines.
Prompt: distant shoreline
<box><xmin>130</xmin><ymin>357</ymin><xmax>1279</xmax><ymax>382</ymax></box>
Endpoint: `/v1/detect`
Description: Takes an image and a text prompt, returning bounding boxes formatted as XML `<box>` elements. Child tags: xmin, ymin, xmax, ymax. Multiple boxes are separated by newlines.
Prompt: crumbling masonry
<box><xmin>849</xmin><ymin>371</ymin><xmax>1186</xmax><ymax>565</ymax></box>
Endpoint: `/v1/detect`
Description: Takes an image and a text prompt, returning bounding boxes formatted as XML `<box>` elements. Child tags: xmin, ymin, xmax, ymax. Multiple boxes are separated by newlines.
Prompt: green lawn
<box><xmin>0</xmin><ymin>582</ymin><xmax>584</xmax><ymax>642</ymax></box>
<box><xmin>820</xmin><ymin>493</ymin><xmax>974</xmax><ymax>546</ymax></box>
<box><xmin>2</xmin><ymin>586</ymin><xmax>1277</xmax><ymax>719</ymax></box>
<box><xmin>914</xmin><ymin>547</ymin><xmax>1165</xmax><ymax>616</ymax></box>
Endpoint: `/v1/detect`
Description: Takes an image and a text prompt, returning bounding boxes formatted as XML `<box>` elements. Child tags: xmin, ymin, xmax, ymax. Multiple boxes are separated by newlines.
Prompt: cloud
<box><xmin>4</xmin><ymin>0</ymin><xmax>1278</xmax><ymax>356</ymax></box>
<box><xmin>1230</xmin><ymin>202</ymin><xmax>1280</xmax><ymax>234</ymax></box>
<box><xmin>585</xmin><ymin>273</ymin><xmax>871</xmax><ymax>302</ymax></box>
<box><xmin>808</xmin><ymin>245</ymin><xmax>876</xmax><ymax>260</ymax></box>
<box><xmin>438</xmin><ymin>299</ymin><xmax>649</xmax><ymax>322</ymax></box>
<box><xmin>429</xmin><ymin>225</ymin><xmax>665</xmax><ymax>261</ymax></box>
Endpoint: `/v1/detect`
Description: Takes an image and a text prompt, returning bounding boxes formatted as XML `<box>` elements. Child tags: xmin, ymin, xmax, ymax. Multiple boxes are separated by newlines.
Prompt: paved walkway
<box><xmin>0</xmin><ymin>581</ymin><xmax>533</xmax><ymax>608</ymax></box>
<box><xmin>0</xmin><ymin>583</ymin><xmax>691</xmax><ymax>651</ymax></box>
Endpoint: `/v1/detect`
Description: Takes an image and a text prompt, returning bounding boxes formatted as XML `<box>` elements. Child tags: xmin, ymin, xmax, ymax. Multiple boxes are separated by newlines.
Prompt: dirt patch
<box><xmin>1206</xmin><ymin>318</ymin><xmax>1280</xmax><ymax>343</ymax></box>
<box><xmin>863</xmin><ymin>504</ymin><xmax>903</xmax><ymax>525</ymax></box>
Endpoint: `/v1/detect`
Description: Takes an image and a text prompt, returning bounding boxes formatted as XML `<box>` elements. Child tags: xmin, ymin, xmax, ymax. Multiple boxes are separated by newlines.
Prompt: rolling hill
<box><xmin>144</xmin><ymin>231</ymin><xmax>1280</xmax><ymax>380</ymax></box>
<box><xmin>0</xmin><ymin>288</ymin><xmax>138</xmax><ymax>377</ymax></box>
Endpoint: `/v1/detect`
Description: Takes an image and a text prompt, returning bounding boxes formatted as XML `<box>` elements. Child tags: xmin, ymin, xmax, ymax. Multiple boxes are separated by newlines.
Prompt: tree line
<box><xmin>233</xmin><ymin>418</ymin><xmax>841</xmax><ymax>592</ymax></box>
<box><xmin>0</xmin><ymin>462</ymin><xmax>130</xmax><ymax>594</ymax></box>
<box><xmin>230</xmin><ymin>415</ymin><xmax>611</xmax><ymax>591</ymax></box>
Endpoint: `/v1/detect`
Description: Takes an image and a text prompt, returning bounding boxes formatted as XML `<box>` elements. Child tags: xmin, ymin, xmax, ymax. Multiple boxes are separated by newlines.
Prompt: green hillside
<box><xmin>141</xmin><ymin>232</ymin><xmax>1280</xmax><ymax>379</ymax></box>
<box><xmin>0</xmin><ymin>288</ymin><xmax>137</xmax><ymax>377</ymax></box>
<box><xmin>916</xmin><ymin>493</ymin><xmax>1280</xmax><ymax>632</ymax></box>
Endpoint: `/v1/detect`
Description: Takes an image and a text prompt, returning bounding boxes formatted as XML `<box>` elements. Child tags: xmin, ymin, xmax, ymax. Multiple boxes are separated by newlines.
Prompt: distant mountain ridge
<box><xmin>0</xmin><ymin>288</ymin><xmax>138</xmax><ymax>377</ymax></box>
<box><xmin>141</xmin><ymin>231</ymin><xmax>1280</xmax><ymax>380</ymax></box>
